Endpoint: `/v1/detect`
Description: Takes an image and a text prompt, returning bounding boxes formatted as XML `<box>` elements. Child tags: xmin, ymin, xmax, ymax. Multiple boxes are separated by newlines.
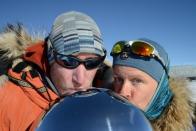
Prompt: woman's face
<box><xmin>113</xmin><ymin>65</ymin><xmax>158</xmax><ymax>110</ymax></box>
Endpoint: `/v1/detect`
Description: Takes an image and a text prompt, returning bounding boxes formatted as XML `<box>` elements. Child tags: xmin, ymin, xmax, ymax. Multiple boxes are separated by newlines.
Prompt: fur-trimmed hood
<box><xmin>151</xmin><ymin>77</ymin><xmax>195</xmax><ymax>131</ymax></box>
<box><xmin>0</xmin><ymin>24</ymin><xmax>42</xmax><ymax>86</ymax></box>
<box><xmin>0</xmin><ymin>24</ymin><xmax>41</xmax><ymax>61</ymax></box>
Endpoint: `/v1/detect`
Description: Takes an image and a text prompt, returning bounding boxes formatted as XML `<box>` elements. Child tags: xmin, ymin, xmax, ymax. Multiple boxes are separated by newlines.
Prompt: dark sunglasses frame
<box><xmin>53</xmin><ymin>49</ymin><xmax>107</xmax><ymax>70</ymax></box>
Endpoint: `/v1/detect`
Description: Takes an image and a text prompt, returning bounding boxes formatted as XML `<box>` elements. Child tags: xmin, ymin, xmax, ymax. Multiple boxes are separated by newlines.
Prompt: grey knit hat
<box><xmin>112</xmin><ymin>38</ymin><xmax>170</xmax><ymax>82</ymax></box>
<box><xmin>47</xmin><ymin>11</ymin><xmax>105</xmax><ymax>63</ymax></box>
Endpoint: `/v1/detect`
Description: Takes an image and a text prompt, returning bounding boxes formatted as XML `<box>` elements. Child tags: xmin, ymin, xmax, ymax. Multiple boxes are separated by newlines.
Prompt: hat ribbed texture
<box><xmin>48</xmin><ymin>11</ymin><xmax>105</xmax><ymax>59</ymax></box>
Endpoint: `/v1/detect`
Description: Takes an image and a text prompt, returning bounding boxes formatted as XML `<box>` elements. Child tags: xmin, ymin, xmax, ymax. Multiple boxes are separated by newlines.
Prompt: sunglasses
<box><xmin>53</xmin><ymin>50</ymin><xmax>106</xmax><ymax>70</ymax></box>
<box><xmin>110</xmin><ymin>40</ymin><xmax>168</xmax><ymax>74</ymax></box>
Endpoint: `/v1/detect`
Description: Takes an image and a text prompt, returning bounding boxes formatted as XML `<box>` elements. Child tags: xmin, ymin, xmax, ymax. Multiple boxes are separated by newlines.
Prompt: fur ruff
<box><xmin>0</xmin><ymin>24</ymin><xmax>42</xmax><ymax>86</ymax></box>
<box><xmin>151</xmin><ymin>77</ymin><xmax>194</xmax><ymax>131</ymax></box>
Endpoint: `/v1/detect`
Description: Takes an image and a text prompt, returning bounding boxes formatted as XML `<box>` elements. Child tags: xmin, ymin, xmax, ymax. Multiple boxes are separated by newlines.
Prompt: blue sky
<box><xmin>0</xmin><ymin>0</ymin><xmax>195</xmax><ymax>66</ymax></box>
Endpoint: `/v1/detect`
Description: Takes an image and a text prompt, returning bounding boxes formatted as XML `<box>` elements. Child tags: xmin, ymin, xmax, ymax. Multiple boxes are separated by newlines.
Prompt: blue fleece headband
<box><xmin>112</xmin><ymin>38</ymin><xmax>169</xmax><ymax>83</ymax></box>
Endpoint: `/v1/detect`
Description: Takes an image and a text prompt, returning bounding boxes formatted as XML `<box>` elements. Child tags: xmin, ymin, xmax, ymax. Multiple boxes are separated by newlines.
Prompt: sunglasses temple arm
<box><xmin>161</xmin><ymin>59</ymin><xmax>169</xmax><ymax>76</ymax></box>
<box><xmin>155</xmin><ymin>52</ymin><xmax>169</xmax><ymax>76</ymax></box>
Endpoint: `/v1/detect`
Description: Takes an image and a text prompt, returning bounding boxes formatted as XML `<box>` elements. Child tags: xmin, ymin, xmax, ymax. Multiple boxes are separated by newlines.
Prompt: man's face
<box><xmin>50</xmin><ymin>53</ymin><xmax>100</xmax><ymax>96</ymax></box>
<box><xmin>112</xmin><ymin>65</ymin><xmax>158</xmax><ymax>110</ymax></box>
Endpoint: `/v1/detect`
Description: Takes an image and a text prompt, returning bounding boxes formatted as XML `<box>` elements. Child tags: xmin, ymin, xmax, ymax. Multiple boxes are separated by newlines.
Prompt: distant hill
<box><xmin>170</xmin><ymin>65</ymin><xmax>196</xmax><ymax>78</ymax></box>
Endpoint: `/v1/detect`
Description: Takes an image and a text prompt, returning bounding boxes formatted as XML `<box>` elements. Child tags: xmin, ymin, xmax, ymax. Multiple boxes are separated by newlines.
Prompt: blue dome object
<box><xmin>36</xmin><ymin>88</ymin><xmax>152</xmax><ymax>131</ymax></box>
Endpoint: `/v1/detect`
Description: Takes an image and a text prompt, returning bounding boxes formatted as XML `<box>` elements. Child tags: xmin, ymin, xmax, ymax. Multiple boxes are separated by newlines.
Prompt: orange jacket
<box><xmin>0</xmin><ymin>41</ymin><xmax>59</xmax><ymax>131</ymax></box>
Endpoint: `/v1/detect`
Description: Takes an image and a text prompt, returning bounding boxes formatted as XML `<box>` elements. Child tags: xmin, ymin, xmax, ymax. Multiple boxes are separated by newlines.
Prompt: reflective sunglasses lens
<box><xmin>85</xmin><ymin>58</ymin><xmax>103</xmax><ymax>69</ymax></box>
<box><xmin>131</xmin><ymin>41</ymin><xmax>154</xmax><ymax>56</ymax></box>
<box><xmin>111</xmin><ymin>41</ymin><xmax>125</xmax><ymax>55</ymax></box>
<box><xmin>55</xmin><ymin>55</ymin><xmax>79</xmax><ymax>69</ymax></box>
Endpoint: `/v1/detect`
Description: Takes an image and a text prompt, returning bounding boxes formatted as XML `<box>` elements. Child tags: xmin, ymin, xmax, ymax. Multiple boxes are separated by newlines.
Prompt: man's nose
<box><xmin>72</xmin><ymin>64</ymin><xmax>86</xmax><ymax>88</ymax></box>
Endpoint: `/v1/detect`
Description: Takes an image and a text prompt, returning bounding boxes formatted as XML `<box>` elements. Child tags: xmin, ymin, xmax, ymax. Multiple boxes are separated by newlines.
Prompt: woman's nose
<box><xmin>119</xmin><ymin>81</ymin><xmax>133</xmax><ymax>99</ymax></box>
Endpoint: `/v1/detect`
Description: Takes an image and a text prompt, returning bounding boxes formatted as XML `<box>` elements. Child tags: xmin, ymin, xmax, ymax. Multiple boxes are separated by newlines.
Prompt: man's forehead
<box><xmin>73</xmin><ymin>53</ymin><xmax>99</xmax><ymax>58</ymax></box>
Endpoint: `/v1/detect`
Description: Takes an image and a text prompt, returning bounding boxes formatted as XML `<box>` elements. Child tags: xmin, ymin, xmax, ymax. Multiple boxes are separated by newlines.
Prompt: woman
<box><xmin>110</xmin><ymin>38</ymin><xmax>194</xmax><ymax>131</ymax></box>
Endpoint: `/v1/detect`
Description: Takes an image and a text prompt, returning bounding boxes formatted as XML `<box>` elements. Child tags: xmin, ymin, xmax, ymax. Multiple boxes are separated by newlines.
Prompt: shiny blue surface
<box><xmin>37</xmin><ymin>88</ymin><xmax>152</xmax><ymax>131</ymax></box>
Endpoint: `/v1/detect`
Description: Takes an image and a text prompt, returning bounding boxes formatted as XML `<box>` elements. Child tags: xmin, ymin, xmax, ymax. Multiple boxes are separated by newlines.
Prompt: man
<box><xmin>0</xmin><ymin>11</ymin><xmax>106</xmax><ymax>130</ymax></box>
<box><xmin>110</xmin><ymin>39</ymin><xmax>194</xmax><ymax>130</ymax></box>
